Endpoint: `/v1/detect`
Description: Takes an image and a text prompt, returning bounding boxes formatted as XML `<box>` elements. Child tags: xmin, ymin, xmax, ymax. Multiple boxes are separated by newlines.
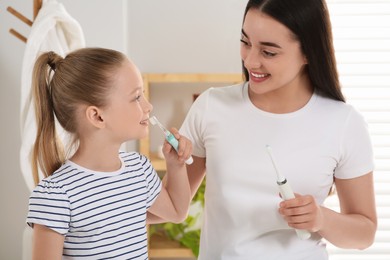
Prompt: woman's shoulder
<box><xmin>207</xmin><ymin>82</ymin><xmax>245</xmax><ymax>96</ymax></box>
<box><xmin>315</xmin><ymin>93</ymin><xmax>366</xmax><ymax>123</ymax></box>
<box><xmin>196</xmin><ymin>82</ymin><xmax>246</xmax><ymax>105</ymax></box>
<box><xmin>315</xmin><ymin>93</ymin><xmax>357</xmax><ymax>113</ymax></box>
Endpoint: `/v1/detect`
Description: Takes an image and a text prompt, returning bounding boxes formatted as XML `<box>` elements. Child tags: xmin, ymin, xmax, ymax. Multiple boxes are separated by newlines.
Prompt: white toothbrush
<box><xmin>149</xmin><ymin>116</ymin><xmax>193</xmax><ymax>165</ymax></box>
<box><xmin>265</xmin><ymin>145</ymin><xmax>311</xmax><ymax>240</ymax></box>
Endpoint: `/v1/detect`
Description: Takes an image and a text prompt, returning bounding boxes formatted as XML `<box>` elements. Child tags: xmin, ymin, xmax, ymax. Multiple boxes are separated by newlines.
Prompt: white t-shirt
<box><xmin>27</xmin><ymin>151</ymin><xmax>161</xmax><ymax>259</ymax></box>
<box><xmin>180</xmin><ymin>83</ymin><xmax>374</xmax><ymax>260</ymax></box>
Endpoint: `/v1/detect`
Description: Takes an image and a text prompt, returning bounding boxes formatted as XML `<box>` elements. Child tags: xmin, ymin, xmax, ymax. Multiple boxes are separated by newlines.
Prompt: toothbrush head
<box><xmin>149</xmin><ymin>116</ymin><xmax>168</xmax><ymax>134</ymax></box>
<box><xmin>149</xmin><ymin>116</ymin><xmax>158</xmax><ymax>125</ymax></box>
<box><xmin>265</xmin><ymin>145</ymin><xmax>285</xmax><ymax>183</ymax></box>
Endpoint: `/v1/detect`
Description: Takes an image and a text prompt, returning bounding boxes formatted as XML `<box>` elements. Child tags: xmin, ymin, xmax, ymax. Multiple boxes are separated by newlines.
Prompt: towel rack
<box><xmin>7</xmin><ymin>0</ymin><xmax>42</xmax><ymax>43</ymax></box>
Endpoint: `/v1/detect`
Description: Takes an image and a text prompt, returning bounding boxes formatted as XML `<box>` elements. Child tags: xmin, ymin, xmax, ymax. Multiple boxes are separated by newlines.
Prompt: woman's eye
<box><xmin>240</xmin><ymin>39</ymin><xmax>250</xmax><ymax>46</ymax></box>
<box><xmin>263</xmin><ymin>50</ymin><xmax>277</xmax><ymax>57</ymax></box>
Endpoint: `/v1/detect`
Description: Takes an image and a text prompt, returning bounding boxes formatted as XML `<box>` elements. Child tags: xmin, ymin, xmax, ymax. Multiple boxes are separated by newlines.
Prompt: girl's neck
<box><xmin>70</xmin><ymin>143</ymin><xmax>122</xmax><ymax>172</ymax></box>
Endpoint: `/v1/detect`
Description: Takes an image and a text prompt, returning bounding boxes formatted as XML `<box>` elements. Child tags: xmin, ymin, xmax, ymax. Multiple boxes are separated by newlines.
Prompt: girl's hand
<box><xmin>162</xmin><ymin>127</ymin><xmax>193</xmax><ymax>166</ymax></box>
<box><xmin>278</xmin><ymin>194</ymin><xmax>324</xmax><ymax>232</ymax></box>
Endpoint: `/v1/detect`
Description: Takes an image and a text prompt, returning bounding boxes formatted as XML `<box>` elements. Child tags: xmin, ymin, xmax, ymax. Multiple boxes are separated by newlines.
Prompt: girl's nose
<box><xmin>144</xmin><ymin>98</ymin><xmax>153</xmax><ymax>113</ymax></box>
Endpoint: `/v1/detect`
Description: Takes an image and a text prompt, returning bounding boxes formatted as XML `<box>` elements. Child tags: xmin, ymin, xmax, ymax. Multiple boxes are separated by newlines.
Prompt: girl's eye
<box><xmin>135</xmin><ymin>95</ymin><xmax>141</xmax><ymax>102</ymax></box>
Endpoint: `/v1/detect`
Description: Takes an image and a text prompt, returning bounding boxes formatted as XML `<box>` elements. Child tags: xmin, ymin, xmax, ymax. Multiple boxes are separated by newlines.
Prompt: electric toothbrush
<box><xmin>265</xmin><ymin>145</ymin><xmax>311</xmax><ymax>240</ymax></box>
<box><xmin>149</xmin><ymin>116</ymin><xmax>193</xmax><ymax>165</ymax></box>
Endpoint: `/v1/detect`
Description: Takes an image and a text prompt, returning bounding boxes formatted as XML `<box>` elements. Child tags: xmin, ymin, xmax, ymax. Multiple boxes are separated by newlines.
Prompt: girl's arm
<box><xmin>147</xmin><ymin>128</ymin><xmax>193</xmax><ymax>224</ymax></box>
<box><xmin>279</xmin><ymin>172</ymin><xmax>377</xmax><ymax>249</ymax></box>
<box><xmin>147</xmin><ymin>155</ymin><xmax>206</xmax><ymax>224</ymax></box>
<box><xmin>32</xmin><ymin>224</ymin><xmax>64</xmax><ymax>260</ymax></box>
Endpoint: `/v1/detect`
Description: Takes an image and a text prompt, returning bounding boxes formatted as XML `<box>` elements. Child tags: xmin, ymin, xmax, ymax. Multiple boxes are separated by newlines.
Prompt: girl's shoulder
<box><xmin>119</xmin><ymin>151</ymin><xmax>153</xmax><ymax>169</ymax></box>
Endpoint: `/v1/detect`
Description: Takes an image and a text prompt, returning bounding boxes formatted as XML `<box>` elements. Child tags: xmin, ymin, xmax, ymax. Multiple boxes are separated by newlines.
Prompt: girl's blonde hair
<box><xmin>31</xmin><ymin>47</ymin><xmax>126</xmax><ymax>185</ymax></box>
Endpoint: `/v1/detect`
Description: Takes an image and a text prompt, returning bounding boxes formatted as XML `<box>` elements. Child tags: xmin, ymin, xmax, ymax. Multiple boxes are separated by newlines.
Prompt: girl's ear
<box><xmin>85</xmin><ymin>106</ymin><xmax>105</xmax><ymax>129</ymax></box>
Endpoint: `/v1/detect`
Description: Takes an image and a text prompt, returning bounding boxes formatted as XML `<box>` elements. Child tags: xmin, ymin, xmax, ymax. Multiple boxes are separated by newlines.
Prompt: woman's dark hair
<box><xmin>242</xmin><ymin>0</ymin><xmax>345</xmax><ymax>102</ymax></box>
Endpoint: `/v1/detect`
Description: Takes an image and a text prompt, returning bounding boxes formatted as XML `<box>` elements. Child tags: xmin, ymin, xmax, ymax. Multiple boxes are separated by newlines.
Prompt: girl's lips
<box><xmin>140</xmin><ymin>118</ymin><xmax>149</xmax><ymax>125</ymax></box>
<box><xmin>249</xmin><ymin>71</ymin><xmax>270</xmax><ymax>83</ymax></box>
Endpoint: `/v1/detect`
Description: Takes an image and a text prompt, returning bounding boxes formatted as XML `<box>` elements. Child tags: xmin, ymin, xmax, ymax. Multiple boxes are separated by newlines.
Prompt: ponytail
<box><xmin>31</xmin><ymin>52</ymin><xmax>65</xmax><ymax>186</ymax></box>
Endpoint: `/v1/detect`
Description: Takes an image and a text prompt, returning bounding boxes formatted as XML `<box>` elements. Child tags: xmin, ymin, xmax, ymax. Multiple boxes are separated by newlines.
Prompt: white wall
<box><xmin>127</xmin><ymin>0</ymin><xmax>246</xmax><ymax>152</ymax></box>
<box><xmin>127</xmin><ymin>0</ymin><xmax>245</xmax><ymax>73</ymax></box>
<box><xmin>0</xmin><ymin>1</ymin><xmax>128</xmax><ymax>258</ymax></box>
<box><xmin>0</xmin><ymin>0</ymin><xmax>245</xmax><ymax>258</ymax></box>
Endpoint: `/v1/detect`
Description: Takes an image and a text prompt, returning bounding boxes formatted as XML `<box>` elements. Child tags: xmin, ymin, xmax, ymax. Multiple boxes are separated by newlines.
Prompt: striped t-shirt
<box><xmin>26</xmin><ymin>151</ymin><xmax>162</xmax><ymax>259</ymax></box>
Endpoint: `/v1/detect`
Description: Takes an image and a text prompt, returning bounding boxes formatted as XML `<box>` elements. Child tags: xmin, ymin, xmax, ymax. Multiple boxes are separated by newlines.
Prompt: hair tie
<box><xmin>47</xmin><ymin>51</ymin><xmax>56</xmax><ymax>71</ymax></box>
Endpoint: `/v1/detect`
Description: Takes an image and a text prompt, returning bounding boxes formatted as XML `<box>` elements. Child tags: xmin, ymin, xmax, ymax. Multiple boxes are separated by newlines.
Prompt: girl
<box><xmin>26</xmin><ymin>47</ymin><xmax>192</xmax><ymax>259</ymax></box>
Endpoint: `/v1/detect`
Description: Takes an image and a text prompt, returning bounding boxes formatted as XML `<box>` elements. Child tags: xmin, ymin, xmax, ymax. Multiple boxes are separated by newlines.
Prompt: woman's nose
<box><xmin>244</xmin><ymin>48</ymin><xmax>262</xmax><ymax>70</ymax></box>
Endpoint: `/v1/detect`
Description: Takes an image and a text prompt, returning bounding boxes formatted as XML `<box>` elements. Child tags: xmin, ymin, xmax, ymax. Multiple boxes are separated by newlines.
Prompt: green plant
<box><xmin>150</xmin><ymin>179</ymin><xmax>205</xmax><ymax>257</ymax></box>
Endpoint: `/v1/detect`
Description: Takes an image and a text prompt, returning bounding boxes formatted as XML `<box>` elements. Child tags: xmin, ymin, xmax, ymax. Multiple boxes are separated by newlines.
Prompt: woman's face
<box><xmin>240</xmin><ymin>9</ymin><xmax>308</xmax><ymax>96</ymax></box>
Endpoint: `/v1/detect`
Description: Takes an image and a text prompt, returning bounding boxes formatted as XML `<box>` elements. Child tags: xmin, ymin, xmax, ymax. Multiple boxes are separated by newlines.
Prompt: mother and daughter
<box><xmin>26</xmin><ymin>0</ymin><xmax>376</xmax><ymax>259</ymax></box>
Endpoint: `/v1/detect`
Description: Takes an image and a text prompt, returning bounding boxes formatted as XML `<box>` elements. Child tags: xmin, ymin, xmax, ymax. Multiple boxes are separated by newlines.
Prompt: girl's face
<box><xmin>102</xmin><ymin>59</ymin><xmax>153</xmax><ymax>143</ymax></box>
<box><xmin>240</xmin><ymin>9</ymin><xmax>308</xmax><ymax>97</ymax></box>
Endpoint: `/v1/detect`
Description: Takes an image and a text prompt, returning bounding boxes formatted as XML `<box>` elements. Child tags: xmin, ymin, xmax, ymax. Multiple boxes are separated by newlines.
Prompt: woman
<box><xmin>180</xmin><ymin>0</ymin><xmax>377</xmax><ymax>259</ymax></box>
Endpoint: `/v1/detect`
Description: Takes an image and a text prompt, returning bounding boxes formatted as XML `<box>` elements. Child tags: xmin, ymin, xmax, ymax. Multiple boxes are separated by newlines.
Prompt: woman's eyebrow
<box><xmin>241</xmin><ymin>29</ymin><xmax>249</xmax><ymax>38</ymax></box>
<box><xmin>241</xmin><ymin>29</ymin><xmax>282</xmax><ymax>49</ymax></box>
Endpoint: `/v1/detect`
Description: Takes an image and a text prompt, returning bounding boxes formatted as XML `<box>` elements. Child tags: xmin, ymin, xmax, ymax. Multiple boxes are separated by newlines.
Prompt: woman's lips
<box><xmin>249</xmin><ymin>71</ymin><xmax>270</xmax><ymax>83</ymax></box>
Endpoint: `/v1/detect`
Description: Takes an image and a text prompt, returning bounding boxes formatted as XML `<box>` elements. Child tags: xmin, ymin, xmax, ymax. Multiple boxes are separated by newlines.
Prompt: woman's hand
<box><xmin>278</xmin><ymin>194</ymin><xmax>324</xmax><ymax>232</ymax></box>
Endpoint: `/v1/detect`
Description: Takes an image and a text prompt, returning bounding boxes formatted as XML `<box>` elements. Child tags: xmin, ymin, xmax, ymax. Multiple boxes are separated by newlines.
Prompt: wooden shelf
<box><xmin>149</xmin><ymin>233</ymin><xmax>194</xmax><ymax>258</ymax></box>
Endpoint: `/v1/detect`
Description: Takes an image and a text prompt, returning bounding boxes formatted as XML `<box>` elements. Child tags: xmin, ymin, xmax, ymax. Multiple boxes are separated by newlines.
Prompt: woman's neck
<box><xmin>249</xmin><ymin>74</ymin><xmax>313</xmax><ymax>114</ymax></box>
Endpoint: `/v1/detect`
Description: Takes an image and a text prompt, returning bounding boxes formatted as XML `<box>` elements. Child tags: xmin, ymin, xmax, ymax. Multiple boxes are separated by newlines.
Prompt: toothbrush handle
<box><xmin>166</xmin><ymin>134</ymin><xmax>193</xmax><ymax>165</ymax></box>
<box><xmin>279</xmin><ymin>182</ymin><xmax>311</xmax><ymax>240</ymax></box>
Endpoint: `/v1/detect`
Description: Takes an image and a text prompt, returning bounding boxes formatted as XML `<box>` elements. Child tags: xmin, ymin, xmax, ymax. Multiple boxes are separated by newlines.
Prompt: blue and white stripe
<box><xmin>27</xmin><ymin>151</ymin><xmax>161</xmax><ymax>259</ymax></box>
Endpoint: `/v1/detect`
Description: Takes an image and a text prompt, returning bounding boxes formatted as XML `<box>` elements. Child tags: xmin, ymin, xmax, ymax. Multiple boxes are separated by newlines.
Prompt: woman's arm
<box><xmin>32</xmin><ymin>224</ymin><xmax>64</xmax><ymax>260</ymax></box>
<box><xmin>279</xmin><ymin>172</ymin><xmax>377</xmax><ymax>249</ymax></box>
<box><xmin>319</xmin><ymin>172</ymin><xmax>377</xmax><ymax>249</ymax></box>
<box><xmin>187</xmin><ymin>155</ymin><xmax>207</xmax><ymax>199</ymax></box>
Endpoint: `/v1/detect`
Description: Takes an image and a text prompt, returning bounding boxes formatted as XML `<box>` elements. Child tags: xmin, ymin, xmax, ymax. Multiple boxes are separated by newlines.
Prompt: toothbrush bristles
<box><xmin>149</xmin><ymin>116</ymin><xmax>169</xmax><ymax>134</ymax></box>
<box><xmin>149</xmin><ymin>116</ymin><xmax>158</xmax><ymax>125</ymax></box>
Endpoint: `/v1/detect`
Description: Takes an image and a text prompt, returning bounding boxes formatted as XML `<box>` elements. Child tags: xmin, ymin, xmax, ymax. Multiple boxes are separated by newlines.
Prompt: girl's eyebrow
<box><xmin>128</xmin><ymin>86</ymin><xmax>142</xmax><ymax>96</ymax></box>
<box><xmin>241</xmin><ymin>29</ymin><xmax>282</xmax><ymax>49</ymax></box>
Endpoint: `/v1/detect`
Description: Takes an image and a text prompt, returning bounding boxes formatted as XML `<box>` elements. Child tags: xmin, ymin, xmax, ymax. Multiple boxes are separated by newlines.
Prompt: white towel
<box><xmin>20</xmin><ymin>0</ymin><xmax>85</xmax><ymax>192</ymax></box>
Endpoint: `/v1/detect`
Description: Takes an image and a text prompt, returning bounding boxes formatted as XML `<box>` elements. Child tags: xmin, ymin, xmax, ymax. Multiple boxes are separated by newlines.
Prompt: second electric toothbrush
<box><xmin>149</xmin><ymin>116</ymin><xmax>193</xmax><ymax>165</ymax></box>
<box><xmin>265</xmin><ymin>145</ymin><xmax>311</xmax><ymax>240</ymax></box>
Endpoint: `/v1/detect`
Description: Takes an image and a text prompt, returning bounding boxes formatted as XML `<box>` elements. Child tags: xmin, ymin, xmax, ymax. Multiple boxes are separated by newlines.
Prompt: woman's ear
<box><xmin>85</xmin><ymin>106</ymin><xmax>105</xmax><ymax>129</ymax></box>
<box><xmin>303</xmin><ymin>55</ymin><xmax>308</xmax><ymax>65</ymax></box>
